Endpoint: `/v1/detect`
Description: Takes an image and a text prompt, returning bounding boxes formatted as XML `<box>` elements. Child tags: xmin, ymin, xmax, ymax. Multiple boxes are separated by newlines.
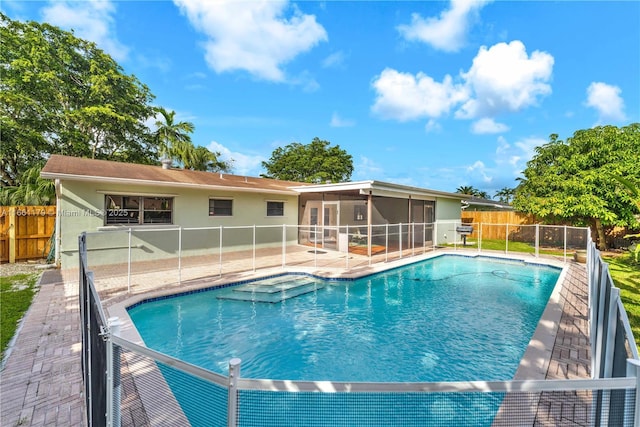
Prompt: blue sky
<box><xmin>4</xmin><ymin>0</ymin><xmax>639</xmax><ymax>196</ymax></box>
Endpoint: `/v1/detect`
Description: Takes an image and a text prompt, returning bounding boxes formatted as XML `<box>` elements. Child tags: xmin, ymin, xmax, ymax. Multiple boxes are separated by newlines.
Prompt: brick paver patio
<box><xmin>1</xmin><ymin>251</ymin><xmax>592</xmax><ymax>426</ymax></box>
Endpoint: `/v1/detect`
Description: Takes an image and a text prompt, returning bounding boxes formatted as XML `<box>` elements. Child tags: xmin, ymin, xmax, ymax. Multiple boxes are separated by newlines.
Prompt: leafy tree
<box><xmin>261</xmin><ymin>137</ymin><xmax>353</xmax><ymax>183</ymax></box>
<box><xmin>494</xmin><ymin>187</ymin><xmax>516</xmax><ymax>203</ymax></box>
<box><xmin>513</xmin><ymin>124</ymin><xmax>640</xmax><ymax>250</ymax></box>
<box><xmin>614</xmin><ymin>176</ymin><xmax>640</xmax><ymax>262</ymax></box>
<box><xmin>1</xmin><ymin>13</ymin><xmax>156</xmax><ymax>190</ymax></box>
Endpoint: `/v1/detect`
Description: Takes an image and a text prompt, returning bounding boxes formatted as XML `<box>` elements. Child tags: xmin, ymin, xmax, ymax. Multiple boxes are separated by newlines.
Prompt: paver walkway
<box><xmin>1</xmin><ymin>269</ymin><xmax>85</xmax><ymax>426</ymax></box>
<box><xmin>1</xmin><ymin>256</ymin><xmax>592</xmax><ymax>426</ymax></box>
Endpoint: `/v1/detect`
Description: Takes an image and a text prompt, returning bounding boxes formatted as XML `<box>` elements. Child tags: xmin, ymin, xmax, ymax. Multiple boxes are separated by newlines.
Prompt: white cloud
<box><xmin>471</xmin><ymin>118</ymin><xmax>509</xmax><ymax>134</ymax></box>
<box><xmin>425</xmin><ymin>119</ymin><xmax>442</xmax><ymax>133</ymax></box>
<box><xmin>456</xmin><ymin>40</ymin><xmax>554</xmax><ymax>118</ymax></box>
<box><xmin>371</xmin><ymin>40</ymin><xmax>553</xmax><ymax>125</ymax></box>
<box><xmin>41</xmin><ymin>0</ymin><xmax>129</xmax><ymax>62</ymax></box>
<box><xmin>173</xmin><ymin>0</ymin><xmax>327</xmax><ymax>82</ymax></box>
<box><xmin>495</xmin><ymin>135</ymin><xmax>546</xmax><ymax>175</ymax></box>
<box><xmin>330</xmin><ymin>112</ymin><xmax>355</xmax><ymax>128</ymax></box>
<box><xmin>466</xmin><ymin>160</ymin><xmax>493</xmax><ymax>183</ymax></box>
<box><xmin>397</xmin><ymin>0</ymin><xmax>491</xmax><ymax>52</ymax></box>
<box><xmin>585</xmin><ymin>82</ymin><xmax>626</xmax><ymax>122</ymax></box>
<box><xmin>354</xmin><ymin>156</ymin><xmax>384</xmax><ymax>180</ymax></box>
<box><xmin>371</xmin><ymin>68</ymin><xmax>467</xmax><ymax>121</ymax></box>
<box><xmin>322</xmin><ymin>51</ymin><xmax>346</xmax><ymax>69</ymax></box>
<box><xmin>207</xmin><ymin>141</ymin><xmax>265</xmax><ymax>176</ymax></box>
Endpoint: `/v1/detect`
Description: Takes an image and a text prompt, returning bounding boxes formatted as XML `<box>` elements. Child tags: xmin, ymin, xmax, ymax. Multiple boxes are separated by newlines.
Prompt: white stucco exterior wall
<box><xmin>435</xmin><ymin>197</ymin><xmax>463</xmax><ymax>245</ymax></box>
<box><xmin>57</xmin><ymin>180</ymin><xmax>299</xmax><ymax>269</ymax></box>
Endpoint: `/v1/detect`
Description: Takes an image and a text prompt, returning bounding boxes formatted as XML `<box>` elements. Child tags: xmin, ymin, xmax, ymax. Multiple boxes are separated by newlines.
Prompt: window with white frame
<box><xmin>266</xmin><ymin>201</ymin><xmax>284</xmax><ymax>216</ymax></box>
<box><xmin>104</xmin><ymin>195</ymin><xmax>173</xmax><ymax>225</ymax></box>
<box><xmin>209</xmin><ymin>199</ymin><xmax>233</xmax><ymax>216</ymax></box>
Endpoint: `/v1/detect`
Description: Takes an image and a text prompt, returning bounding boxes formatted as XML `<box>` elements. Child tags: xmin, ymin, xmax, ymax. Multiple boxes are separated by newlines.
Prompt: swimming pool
<box><xmin>127</xmin><ymin>255</ymin><xmax>561</xmax><ymax>424</ymax></box>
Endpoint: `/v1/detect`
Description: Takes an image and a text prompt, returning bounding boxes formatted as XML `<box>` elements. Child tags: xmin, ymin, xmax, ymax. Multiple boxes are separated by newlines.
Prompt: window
<box><xmin>266</xmin><ymin>201</ymin><xmax>284</xmax><ymax>216</ymax></box>
<box><xmin>105</xmin><ymin>195</ymin><xmax>173</xmax><ymax>225</ymax></box>
<box><xmin>209</xmin><ymin>199</ymin><xmax>232</xmax><ymax>216</ymax></box>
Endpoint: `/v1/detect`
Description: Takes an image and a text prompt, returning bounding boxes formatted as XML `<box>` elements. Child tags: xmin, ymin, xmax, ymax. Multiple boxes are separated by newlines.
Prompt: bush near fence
<box><xmin>0</xmin><ymin>206</ymin><xmax>56</xmax><ymax>263</ymax></box>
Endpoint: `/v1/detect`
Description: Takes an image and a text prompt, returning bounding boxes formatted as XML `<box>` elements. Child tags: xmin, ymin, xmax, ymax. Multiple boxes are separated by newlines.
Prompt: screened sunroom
<box><xmin>291</xmin><ymin>181</ymin><xmax>465</xmax><ymax>256</ymax></box>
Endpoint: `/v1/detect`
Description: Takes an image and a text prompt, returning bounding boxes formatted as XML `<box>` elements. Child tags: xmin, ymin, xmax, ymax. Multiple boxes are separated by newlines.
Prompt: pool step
<box><xmin>217</xmin><ymin>277</ymin><xmax>324</xmax><ymax>303</ymax></box>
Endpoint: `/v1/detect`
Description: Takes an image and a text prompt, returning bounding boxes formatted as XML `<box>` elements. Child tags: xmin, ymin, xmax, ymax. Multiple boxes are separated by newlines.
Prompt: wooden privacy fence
<box><xmin>462</xmin><ymin>211</ymin><xmax>534</xmax><ymax>241</ymax></box>
<box><xmin>461</xmin><ymin>210</ymin><xmax>534</xmax><ymax>226</ymax></box>
<box><xmin>0</xmin><ymin>206</ymin><xmax>56</xmax><ymax>263</ymax></box>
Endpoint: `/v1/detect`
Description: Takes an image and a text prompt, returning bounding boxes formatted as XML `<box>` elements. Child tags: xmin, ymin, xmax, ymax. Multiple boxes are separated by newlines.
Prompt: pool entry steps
<box><xmin>216</xmin><ymin>275</ymin><xmax>325</xmax><ymax>303</ymax></box>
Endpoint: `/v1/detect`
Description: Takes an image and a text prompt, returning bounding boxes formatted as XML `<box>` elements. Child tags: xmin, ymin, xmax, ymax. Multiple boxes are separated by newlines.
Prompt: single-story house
<box><xmin>41</xmin><ymin>155</ymin><xmax>469</xmax><ymax>269</ymax></box>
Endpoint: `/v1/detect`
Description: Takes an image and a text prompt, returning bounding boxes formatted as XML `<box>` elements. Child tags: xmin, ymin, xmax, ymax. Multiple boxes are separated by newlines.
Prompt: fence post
<box><xmin>252</xmin><ymin>224</ymin><xmax>256</xmax><ymax>272</ymax></box>
<box><xmin>127</xmin><ymin>228</ymin><xmax>132</xmax><ymax>293</ymax></box>
<box><xmin>479</xmin><ymin>222</ymin><xmax>482</xmax><ymax>253</ymax></box>
<box><xmin>564</xmin><ymin>225</ymin><xmax>567</xmax><ymax>263</ymax></box>
<box><xmin>178</xmin><ymin>227</ymin><xmax>183</xmax><ymax>284</ymax></box>
<box><xmin>399</xmin><ymin>223</ymin><xmax>403</xmax><ymax>259</ymax></box>
<box><xmin>505</xmin><ymin>223</ymin><xmax>509</xmax><ymax>254</ymax></box>
<box><xmin>411</xmin><ymin>223</ymin><xmax>415</xmax><ymax>256</ymax></box>
<box><xmin>282</xmin><ymin>224</ymin><xmax>286</xmax><ymax>269</ymax></box>
<box><xmin>8</xmin><ymin>207</ymin><xmax>16</xmax><ymax>263</ymax></box>
<box><xmin>535</xmin><ymin>224</ymin><xmax>540</xmax><ymax>258</ymax></box>
<box><xmin>625</xmin><ymin>359</ymin><xmax>640</xmax><ymax>427</ymax></box>
<box><xmin>219</xmin><ymin>226</ymin><xmax>223</xmax><ymax>277</ymax></box>
<box><xmin>106</xmin><ymin>317</ymin><xmax>122</xmax><ymax>427</ymax></box>
<box><xmin>346</xmin><ymin>224</ymin><xmax>349</xmax><ymax>270</ymax></box>
<box><xmin>228</xmin><ymin>358</ymin><xmax>241</xmax><ymax>427</ymax></box>
<box><xmin>314</xmin><ymin>224</ymin><xmax>318</xmax><ymax>269</ymax></box>
<box><xmin>385</xmin><ymin>223</ymin><xmax>389</xmax><ymax>262</ymax></box>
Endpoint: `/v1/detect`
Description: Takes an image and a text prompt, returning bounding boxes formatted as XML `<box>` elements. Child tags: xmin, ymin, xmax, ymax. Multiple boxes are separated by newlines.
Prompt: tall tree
<box><xmin>513</xmin><ymin>124</ymin><xmax>640</xmax><ymax>250</ymax></box>
<box><xmin>185</xmin><ymin>146</ymin><xmax>233</xmax><ymax>172</ymax></box>
<box><xmin>261</xmin><ymin>137</ymin><xmax>353</xmax><ymax>183</ymax></box>
<box><xmin>152</xmin><ymin>107</ymin><xmax>232</xmax><ymax>172</ymax></box>
<box><xmin>494</xmin><ymin>187</ymin><xmax>516</xmax><ymax>203</ymax></box>
<box><xmin>153</xmin><ymin>107</ymin><xmax>195</xmax><ymax>164</ymax></box>
<box><xmin>456</xmin><ymin>185</ymin><xmax>480</xmax><ymax>196</ymax></box>
<box><xmin>1</xmin><ymin>13</ymin><xmax>157</xmax><ymax>190</ymax></box>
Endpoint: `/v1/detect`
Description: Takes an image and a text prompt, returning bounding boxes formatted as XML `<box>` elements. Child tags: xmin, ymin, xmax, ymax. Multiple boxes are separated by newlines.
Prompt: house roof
<box><xmin>41</xmin><ymin>155</ymin><xmax>468</xmax><ymax>200</ymax></box>
<box><xmin>290</xmin><ymin>180</ymin><xmax>469</xmax><ymax>201</ymax></box>
<box><xmin>41</xmin><ymin>155</ymin><xmax>307</xmax><ymax>195</ymax></box>
<box><xmin>462</xmin><ymin>197</ymin><xmax>513</xmax><ymax>210</ymax></box>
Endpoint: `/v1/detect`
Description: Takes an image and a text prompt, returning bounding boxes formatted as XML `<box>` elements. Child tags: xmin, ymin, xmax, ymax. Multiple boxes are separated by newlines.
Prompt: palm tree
<box><xmin>494</xmin><ymin>187</ymin><xmax>516</xmax><ymax>203</ymax></box>
<box><xmin>153</xmin><ymin>107</ymin><xmax>195</xmax><ymax>165</ymax></box>
<box><xmin>456</xmin><ymin>185</ymin><xmax>478</xmax><ymax>196</ymax></box>
<box><xmin>185</xmin><ymin>146</ymin><xmax>233</xmax><ymax>172</ymax></box>
<box><xmin>0</xmin><ymin>163</ymin><xmax>55</xmax><ymax>205</ymax></box>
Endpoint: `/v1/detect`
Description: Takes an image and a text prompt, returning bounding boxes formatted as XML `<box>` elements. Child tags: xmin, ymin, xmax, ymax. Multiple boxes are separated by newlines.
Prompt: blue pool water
<box><xmin>128</xmin><ymin>255</ymin><xmax>561</xmax><ymax>425</ymax></box>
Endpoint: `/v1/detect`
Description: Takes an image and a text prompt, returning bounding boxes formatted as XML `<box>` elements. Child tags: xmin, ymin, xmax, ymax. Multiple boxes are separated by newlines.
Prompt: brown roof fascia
<box><xmin>41</xmin><ymin>154</ymin><xmax>309</xmax><ymax>194</ymax></box>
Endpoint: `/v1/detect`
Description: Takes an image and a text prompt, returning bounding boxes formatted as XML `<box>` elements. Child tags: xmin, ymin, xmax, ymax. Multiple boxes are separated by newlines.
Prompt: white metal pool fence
<box><xmin>78</xmin><ymin>231</ymin><xmax>640</xmax><ymax>427</ymax></box>
<box><xmin>82</xmin><ymin>221</ymin><xmax>590</xmax><ymax>294</ymax></box>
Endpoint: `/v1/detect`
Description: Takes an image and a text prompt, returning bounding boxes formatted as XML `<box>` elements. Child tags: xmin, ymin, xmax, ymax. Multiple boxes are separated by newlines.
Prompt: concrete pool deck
<box><xmin>0</xmin><ymin>249</ymin><xmax>590</xmax><ymax>426</ymax></box>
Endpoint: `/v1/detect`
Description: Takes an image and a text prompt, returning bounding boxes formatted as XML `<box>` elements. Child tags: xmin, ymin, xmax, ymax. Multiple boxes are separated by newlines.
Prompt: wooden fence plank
<box><xmin>0</xmin><ymin>206</ymin><xmax>56</xmax><ymax>263</ymax></box>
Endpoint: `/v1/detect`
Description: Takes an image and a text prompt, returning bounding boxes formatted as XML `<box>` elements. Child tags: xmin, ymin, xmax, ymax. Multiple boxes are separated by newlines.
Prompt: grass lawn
<box><xmin>602</xmin><ymin>253</ymin><xmax>640</xmax><ymax>354</ymax></box>
<box><xmin>0</xmin><ymin>273</ymin><xmax>39</xmax><ymax>360</ymax></box>
<box><xmin>445</xmin><ymin>238</ymin><xmax>567</xmax><ymax>256</ymax></box>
